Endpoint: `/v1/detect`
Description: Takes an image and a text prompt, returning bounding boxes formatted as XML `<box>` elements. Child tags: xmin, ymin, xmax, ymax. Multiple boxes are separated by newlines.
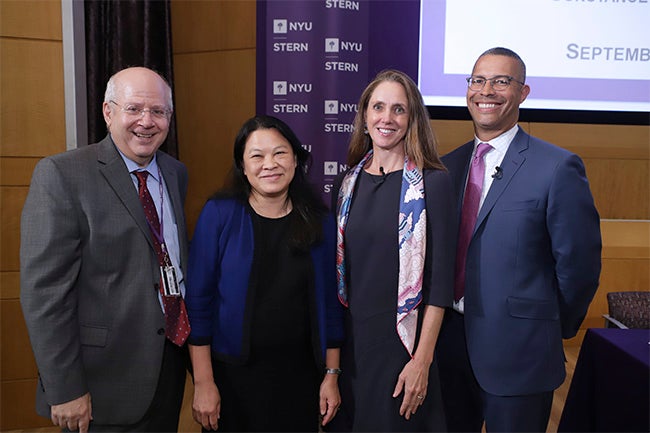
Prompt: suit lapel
<box><xmin>448</xmin><ymin>141</ymin><xmax>475</xmax><ymax>218</ymax></box>
<box><xmin>474</xmin><ymin>129</ymin><xmax>529</xmax><ymax>232</ymax></box>
<box><xmin>96</xmin><ymin>136</ymin><xmax>155</xmax><ymax>248</ymax></box>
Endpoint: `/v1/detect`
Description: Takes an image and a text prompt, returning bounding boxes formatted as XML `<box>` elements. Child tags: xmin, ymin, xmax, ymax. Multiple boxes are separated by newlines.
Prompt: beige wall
<box><xmin>0</xmin><ymin>0</ymin><xmax>647</xmax><ymax>429</ymax></box>
<box><xmin>170</xmin><ymin>0</ymin><xmax>257</xmax><ymax>236</ymax></box>
<box><xmin>0</xmin><ymin>0</ymin><xmax>66</xmax><ymax>429</ymax></box>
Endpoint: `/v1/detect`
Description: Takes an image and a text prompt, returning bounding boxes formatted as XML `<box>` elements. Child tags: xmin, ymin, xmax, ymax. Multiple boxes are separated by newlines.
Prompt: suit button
<box><xmin>157</xmin><ymin>328</ymin><xmax>165</xmax><ymax>335</ymax></box>
<box><xmin>154</xmin><ymin>283</ymin><xmax>160</xmax><ymax>291</ymax></box>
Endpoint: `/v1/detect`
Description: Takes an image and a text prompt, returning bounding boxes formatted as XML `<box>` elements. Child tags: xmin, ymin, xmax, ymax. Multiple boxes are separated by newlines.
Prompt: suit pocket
<box><xmin>507</xmin><ymin>296</ymin><xmax>559</xmax><ymax>320</ymax></box>
<box><xmin>79</xmin><ymin>325</ymin><xmax>109</xmax><ymax>347</ymax></box>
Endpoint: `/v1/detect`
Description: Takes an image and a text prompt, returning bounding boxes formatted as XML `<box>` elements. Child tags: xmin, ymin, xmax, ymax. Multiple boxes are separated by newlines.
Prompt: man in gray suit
<box><xmin>20</xmin><ymin>67</ymin><xmax>190</xmax><ymax>432</ymax></box>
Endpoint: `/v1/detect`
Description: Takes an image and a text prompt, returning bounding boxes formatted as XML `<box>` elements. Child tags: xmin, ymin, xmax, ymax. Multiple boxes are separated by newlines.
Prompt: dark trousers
<box><xmin>436</xmin><ymin>309</ymin><xmax>553</xmax><ymax>433</ymax></box>
<box><xmin>76</xmin><ymin>339</ymin><xmax>188</xmax><ymax>432</ymax></box>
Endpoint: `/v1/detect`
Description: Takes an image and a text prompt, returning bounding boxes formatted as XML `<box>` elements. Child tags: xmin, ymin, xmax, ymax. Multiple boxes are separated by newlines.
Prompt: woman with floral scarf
<box><xmin>331</xmin><ymin>70</ymin><xmax>456</xmax><ymax>432</ymax></box>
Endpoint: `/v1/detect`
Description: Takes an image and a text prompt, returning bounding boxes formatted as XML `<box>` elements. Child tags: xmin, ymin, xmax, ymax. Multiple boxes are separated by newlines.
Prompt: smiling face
<box><xmin>467</xmin><ymin>54</ymin><xmax>530</xmax><ymax>141</ymax></box>
<box><xmin>365</xmin><ymin>81</ymin><xmax>409</xmax><ymax>153</ymax></box>
<box><xmin>102</xmin><ymin>67</ymin><xmax>172</xmax><ymax>167</ymax></box>
<box><xmin>242</xmin><ymin>128</ymin><xmax>297</xmax><ymax>201</ymax></box>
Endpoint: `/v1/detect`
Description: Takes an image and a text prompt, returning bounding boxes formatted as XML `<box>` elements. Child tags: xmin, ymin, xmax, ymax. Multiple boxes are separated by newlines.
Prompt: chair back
<box><xmin>606</xmin><ymin>291</ymin><xmax>650</xmax><ymax>329</ymax></box>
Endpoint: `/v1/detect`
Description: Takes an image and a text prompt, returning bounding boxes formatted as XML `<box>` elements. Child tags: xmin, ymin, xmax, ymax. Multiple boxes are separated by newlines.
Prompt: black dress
<box><xmin>212</xmin><ymin>211</ymin><xmax>321</xmax><ymax>432</ymax></box>
<box><xmin>335</xmin><ymin>170</ymin><xmax>453</xmax><ymax>432</ymax></box>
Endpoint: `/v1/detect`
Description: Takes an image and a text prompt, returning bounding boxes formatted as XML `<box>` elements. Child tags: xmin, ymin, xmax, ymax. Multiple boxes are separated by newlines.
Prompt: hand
<box><xmin>392</xmin><ymin>358</ymin><xmax>429</xmax><ymax>420</ymax></box>
<box><xmin>192</xmin><ymin>380</ymin><xmax>221</xmax><ymax>431</ymax></box>
<box><xmin>50</xmin><ymin>392</ymin><xmax>92</xmax><ymax>433</ymax></box>
<box><xmin>319</xmin><ymin>373</ymin><xmax>341</xmax><ymax>426</ymax></box>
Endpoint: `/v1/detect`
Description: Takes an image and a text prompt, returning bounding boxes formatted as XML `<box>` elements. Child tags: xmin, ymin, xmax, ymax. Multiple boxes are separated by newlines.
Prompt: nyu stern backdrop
<box><xmin>256</xmin><ymin>0</ymin><xmax>419</xmax><ymax>204</ymax></box>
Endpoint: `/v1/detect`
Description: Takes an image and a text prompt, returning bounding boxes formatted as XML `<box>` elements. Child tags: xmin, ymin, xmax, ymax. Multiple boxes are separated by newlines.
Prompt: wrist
<box><xmin>412</xmin><ymin>354</ymin><xmax>433</xmax><ymax>367</ymax></box>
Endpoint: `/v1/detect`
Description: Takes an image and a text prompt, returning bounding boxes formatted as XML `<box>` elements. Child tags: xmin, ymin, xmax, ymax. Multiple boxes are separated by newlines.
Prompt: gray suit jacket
<box><xmin>20</xmin><ymin>135</ymin><xmax>189</xmax><ymax>424</ymax></box>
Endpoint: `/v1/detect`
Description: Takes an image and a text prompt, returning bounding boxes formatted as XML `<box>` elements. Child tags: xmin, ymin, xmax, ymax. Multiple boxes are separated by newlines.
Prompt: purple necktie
<box><xmin>135</xmin><ymin>171</ymin><xmax>190</xmax><ymax>346</ymax></box>
<box><xmin>454</xmin><ymin>143</ymin><xmax>492</xmax><ymax>302</ymax></box>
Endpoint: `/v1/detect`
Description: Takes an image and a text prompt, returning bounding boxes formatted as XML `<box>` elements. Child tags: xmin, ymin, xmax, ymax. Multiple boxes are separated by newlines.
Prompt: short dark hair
<box><xmin>477</xmin><ymin>47</ymin><xmax>527</xmax><ymax>83</ymax></box>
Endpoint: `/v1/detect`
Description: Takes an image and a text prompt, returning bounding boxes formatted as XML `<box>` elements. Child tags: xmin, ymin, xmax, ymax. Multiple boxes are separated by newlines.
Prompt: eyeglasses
<box><xmin>466</xmin><ymin>75</ymin><xmax>525</xmax><ymax>91</ymax></box>
<box><xmin>109</xmin><ymin>100</ymin><xmax>171</xmax><ymax>120</ymax></box>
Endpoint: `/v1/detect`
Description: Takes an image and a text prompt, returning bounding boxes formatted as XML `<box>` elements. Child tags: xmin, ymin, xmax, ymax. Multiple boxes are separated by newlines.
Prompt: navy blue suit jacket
<box><xmin>441</xmin><ymin>128</ymin><xmax>601</xmax><ymax>396</ymax></box>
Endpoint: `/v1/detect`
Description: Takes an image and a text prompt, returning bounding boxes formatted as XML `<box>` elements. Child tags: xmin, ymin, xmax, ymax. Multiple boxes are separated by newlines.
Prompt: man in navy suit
<box><xmin>437</xmin><ymin>47</ymin><xmax>602</xmax><ymax>432</ymax></box>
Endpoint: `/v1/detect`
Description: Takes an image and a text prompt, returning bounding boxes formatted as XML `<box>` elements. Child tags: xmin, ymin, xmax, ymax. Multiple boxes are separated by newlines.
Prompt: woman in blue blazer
<box><xmin>185</xmin><ymin>115</ymin><xmax>344</xmax><ymax>432</ymax></box>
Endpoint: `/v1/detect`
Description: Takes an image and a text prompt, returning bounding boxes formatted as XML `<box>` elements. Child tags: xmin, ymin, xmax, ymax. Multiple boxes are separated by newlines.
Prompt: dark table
<box><xmin>558</xmin><ymin>328</ymin><xmax>650</xmax><ymax>432</ymax></box>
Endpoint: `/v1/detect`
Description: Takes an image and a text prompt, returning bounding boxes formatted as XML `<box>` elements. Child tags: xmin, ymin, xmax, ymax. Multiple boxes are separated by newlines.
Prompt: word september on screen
<box><xmin>418</xmin><ymin>0</ymin><xmax>649</xmax><ymax>113</ymax></box>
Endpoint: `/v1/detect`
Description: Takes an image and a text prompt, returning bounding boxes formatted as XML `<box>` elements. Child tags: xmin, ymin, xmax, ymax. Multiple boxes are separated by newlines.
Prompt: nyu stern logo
<box><xmin>324</xmin><ymin>100</ymin><xmax>358</xmax><ymax>115</ymax></box>
<box><xmin>325</xmin><ymin>38</ymin><xmax>363</xmax><ymax>53</ymax></box>
<box><xmin>273</xmin><ymin>19</ymin><xmax>312</xmax><ymax>33</ymax></box>
<box><xmin>273</xmin><ymin>81</ymin><xmax>313</xmax><ymax>95</ymax></box>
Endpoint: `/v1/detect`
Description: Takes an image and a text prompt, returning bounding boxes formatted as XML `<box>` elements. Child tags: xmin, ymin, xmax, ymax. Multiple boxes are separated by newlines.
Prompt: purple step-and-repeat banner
<box><xmin>256</xmin><ymin>0</ymin><xmax>419</xmax><ymax>205</ymax></box>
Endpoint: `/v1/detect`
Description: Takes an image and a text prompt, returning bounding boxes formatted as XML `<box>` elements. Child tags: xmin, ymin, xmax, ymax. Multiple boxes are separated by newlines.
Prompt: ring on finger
<box><xmin>416</xmin><ymin>394</ymin><xmax>424</xmax><ymax>399</ymax></box>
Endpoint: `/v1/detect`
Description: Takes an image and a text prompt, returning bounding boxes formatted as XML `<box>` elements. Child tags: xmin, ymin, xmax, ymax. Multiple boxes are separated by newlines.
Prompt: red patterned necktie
<box><xmin>454</xmin><ymin>143</ymin><xmax>493</xmax><ymax>302</ymax></box>
<box><xmin>134</xmin><ymin>170</ymin><xmax>190</xmax><ymax>346</ymax></box>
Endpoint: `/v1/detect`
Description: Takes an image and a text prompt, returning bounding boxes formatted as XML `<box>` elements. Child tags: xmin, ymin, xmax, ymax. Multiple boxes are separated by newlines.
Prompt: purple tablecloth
<box><xmin>558</xmin><ymin>328</ymin><xmax>650</xmax><ymax>432</ymax></box>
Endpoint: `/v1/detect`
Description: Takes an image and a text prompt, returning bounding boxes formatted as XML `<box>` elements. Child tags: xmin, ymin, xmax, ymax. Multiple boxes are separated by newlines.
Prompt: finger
<box><xmin>319</xmin><ymin>395</ymin><xmax>327</xmax><ymax>416</ymax></box>
<box><xmin>399</xmin><ymin>400</ymin><xmax>407</xmax><ymax>417</ymax></box>
<box><xmin>392</xmin><ymin>376</ymin><xmax>405</xmax><ymax>398</ymax></box>
<box><xmin>321</xmin><ymin>405</ymin><xmax>336</xmax><ymax>426</ymax></box>
<box><xmin>66</xmin><ymin>419</ymin><xmax>78</xmax><ymax>432</ymax></box>
<box><xmin>210</xmin><ymin>414</ymin><xmax>219</xmax><ymax>431</ymax></box>
<box><xmin>79</xmin><ymin>419</ymin><xmax>90</xmax><ymax>433</ymax></box>
<box><xmin>214</xmin><ymin>403</ymin><xmax>221</xmax><ymax>430</ymax></box>
<box><xmin>52</xmin><ymin>414</ymin><xmax>66</xmax><ymax>428</ymax></box>
<box><xmin>203</xmin><ymin>414</ymin><xmax>215</xmax><ymax>431</ymax></box>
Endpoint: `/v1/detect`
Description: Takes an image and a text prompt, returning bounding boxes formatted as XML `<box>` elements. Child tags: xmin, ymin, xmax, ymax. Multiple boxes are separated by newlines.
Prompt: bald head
<box><xmin>104</xmin><ymin>67</ymin><xmax>173</xmax><ymax>111</ymax></box>
<box><xmin>101</xmin><ymin>67</ymin><xmax>173</xmax><ymax>167</ymax></box>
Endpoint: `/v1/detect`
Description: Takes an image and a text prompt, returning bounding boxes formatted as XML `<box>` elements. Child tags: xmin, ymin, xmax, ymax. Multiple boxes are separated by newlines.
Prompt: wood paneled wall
<box><xmin>0</xmin><ymin>0</ymin><xmax>66</xmax><ymax>430</ymax></box>
<box><xmin>0</xmin><ymin>0</ymin><xmax>647</xmax><ymax>430</ymax></box>
<box><xmin>170</xmin><ymin>0</ymin><xmax>257</xmax><ymax>236</ymax></box>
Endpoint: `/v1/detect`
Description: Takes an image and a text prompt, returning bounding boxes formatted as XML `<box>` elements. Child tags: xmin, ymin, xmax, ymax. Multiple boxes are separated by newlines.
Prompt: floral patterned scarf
<box><xmin>336</xmin><ymin>150</ymin><xmax>426</xmax><ymax>355</ymax></box>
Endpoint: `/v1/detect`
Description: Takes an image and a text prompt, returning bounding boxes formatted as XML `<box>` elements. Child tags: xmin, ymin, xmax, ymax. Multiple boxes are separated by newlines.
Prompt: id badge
<box><xmin>160</xmin><ymin>265</ymin><xmax>181</xmax><ymax>297</ymax></box>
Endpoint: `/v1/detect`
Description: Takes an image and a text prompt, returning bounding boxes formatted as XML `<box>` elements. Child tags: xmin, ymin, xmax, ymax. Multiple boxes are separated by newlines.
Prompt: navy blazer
<box><xmin>185</xmin><ymin>198</ymin><xmax>344</xmax><ymax>365</ymax></box>
<box><xmin>442</xmin><ymin>128</ymin><xmax>601</xmax><ymax>396</ymax></box>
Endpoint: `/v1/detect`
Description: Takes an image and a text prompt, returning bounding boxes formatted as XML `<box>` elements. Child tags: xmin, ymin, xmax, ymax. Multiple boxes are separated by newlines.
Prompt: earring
<box><xmin>363</xmin><ymin>124</ymin><xmax>368</xmax><ymax>135</ymax></box>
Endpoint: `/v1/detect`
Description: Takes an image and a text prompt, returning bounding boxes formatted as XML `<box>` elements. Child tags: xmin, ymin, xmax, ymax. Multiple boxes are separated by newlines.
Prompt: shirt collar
<box><xmin>474</xmin><ymin>124</ymin><xmax>519</xmax><ymax>154</ymax></box>
<box><xmin>117</xmin><ymin>148</ymin><xmax>160</xmax><ymax>182</ymax></box>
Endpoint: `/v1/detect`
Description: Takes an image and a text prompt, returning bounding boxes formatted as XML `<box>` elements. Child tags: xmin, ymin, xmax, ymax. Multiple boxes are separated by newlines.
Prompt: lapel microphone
<box><xmin>492</xmin><ymin>166</ymin><xmax>503</xmax><ymax>180</ymax></box>
<box><xmin>377</xmin><ymin>166</ymin><xmax>387</xmax><ymax>184</ymax></box>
